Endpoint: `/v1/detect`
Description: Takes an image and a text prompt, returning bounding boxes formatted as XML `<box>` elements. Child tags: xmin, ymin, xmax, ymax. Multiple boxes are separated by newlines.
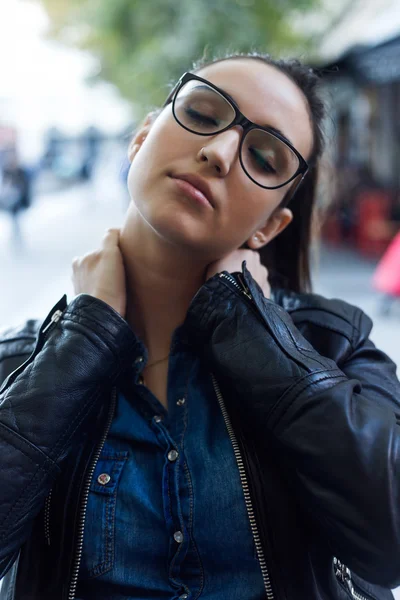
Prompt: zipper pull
<box><xmin>334</xmin><ymin>557</ymin><xmax>351</xmax><ymax>582</ymax></box>
<box><xmin>218</xmin><ymin>272</ymin><xmax>253</xmax><ymax>300</ymax></box>
<box><xmin>236</xmin><ymin>272</ymin><xmax>253</xmax><ymax>300</ymax></box>
<box><xmin>334</xmin><ymin>558</ymin><xmax>358</xmax><ymax>598</ymax></box>
<box><xmin>42</xmin><ymin>309</ymin><xmax>63</xmax><ymax>335</ymax></box>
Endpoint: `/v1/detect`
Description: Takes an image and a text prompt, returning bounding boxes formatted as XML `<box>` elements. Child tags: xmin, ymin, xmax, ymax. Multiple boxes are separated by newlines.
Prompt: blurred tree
<box><xmin>40</xmin><ymin>0</ymin><xmax>320</xmax><ymax>113</ymax></box>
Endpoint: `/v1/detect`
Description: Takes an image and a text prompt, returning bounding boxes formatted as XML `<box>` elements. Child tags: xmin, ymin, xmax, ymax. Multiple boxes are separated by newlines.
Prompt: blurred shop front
<box><xmin>321</xmin><ymin>34</ymin><xmax>400</xmax><ymax>257</ymax></box>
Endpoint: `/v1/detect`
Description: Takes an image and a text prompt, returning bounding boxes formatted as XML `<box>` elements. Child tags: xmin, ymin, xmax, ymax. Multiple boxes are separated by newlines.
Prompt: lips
<box><xmin>170</xmin><ymin>173</ymin><xmax>215</xmax><ymax>208</ymax></box>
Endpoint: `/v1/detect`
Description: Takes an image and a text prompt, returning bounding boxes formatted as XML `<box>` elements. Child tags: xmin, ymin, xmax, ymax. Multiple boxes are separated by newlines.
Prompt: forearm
<box><xmin>0</xmin><ymin>294</ymin><xmax>138</xmax><ymax>567</ymax></box>
<box><xmin>267</xmin><ymin>375</ymin><xmax>400</xmax><ymax>586</ymax></box>
<box><xmin>186</xmin><ymin>271</ymin><xmax>400</xmax><ymax>586</ymax></box>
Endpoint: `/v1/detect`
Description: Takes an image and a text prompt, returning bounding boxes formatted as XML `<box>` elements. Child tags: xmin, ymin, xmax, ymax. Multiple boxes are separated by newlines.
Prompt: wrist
<box><xmin>92</xmin><ymin>291</ymin><xmax>126</xmax><ymax>317</ymax></box>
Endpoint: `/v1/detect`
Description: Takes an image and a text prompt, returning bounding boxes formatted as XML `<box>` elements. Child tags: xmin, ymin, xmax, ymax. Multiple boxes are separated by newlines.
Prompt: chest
<box><xmin>76</xmin><ymin>374</ymin><xmax>266</xmax><ymax>597</ymax></box>
<box><xmin>141</xmin><ymin>361</ymin><xmax>169</xmax><ymax>409</ymax></box>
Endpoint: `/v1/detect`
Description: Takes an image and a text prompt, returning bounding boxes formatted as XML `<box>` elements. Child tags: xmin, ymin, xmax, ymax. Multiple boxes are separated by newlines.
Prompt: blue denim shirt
<box><xmin>77</xmin><ymin>327</ymin><xmax>265</xmax><ymax>599</ymax></box>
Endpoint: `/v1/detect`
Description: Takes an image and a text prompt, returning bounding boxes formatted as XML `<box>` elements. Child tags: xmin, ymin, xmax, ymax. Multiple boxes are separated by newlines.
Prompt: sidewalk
<box><xmin>315</xmin><ymin>244</ymin><xmax>399</xmax><ymax>369</ymax></box>
<box><xmin>0</xmin><ymin>168</ymin><xmax>128</xmax><ymax>326</ymax></box>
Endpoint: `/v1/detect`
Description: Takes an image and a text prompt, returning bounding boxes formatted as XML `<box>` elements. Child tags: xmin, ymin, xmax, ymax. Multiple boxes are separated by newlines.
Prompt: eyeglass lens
<box><xmin>173</xmin><ymin>79</ymin><xmax>300</xmax><ymax>188</ymax></box>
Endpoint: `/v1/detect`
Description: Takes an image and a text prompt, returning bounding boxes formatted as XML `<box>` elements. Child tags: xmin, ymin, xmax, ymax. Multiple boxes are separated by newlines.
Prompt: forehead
<box><xmin>196</xmin><ymin>58</ymin><xmax>313</xmax><ymax>159</ymax></box>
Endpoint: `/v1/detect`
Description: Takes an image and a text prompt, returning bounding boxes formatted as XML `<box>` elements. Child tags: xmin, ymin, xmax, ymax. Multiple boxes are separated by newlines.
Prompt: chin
<box><xmin>151</xmin><ymin>208</ymin><xmax>215</xmax><ymax>255</ymax></box>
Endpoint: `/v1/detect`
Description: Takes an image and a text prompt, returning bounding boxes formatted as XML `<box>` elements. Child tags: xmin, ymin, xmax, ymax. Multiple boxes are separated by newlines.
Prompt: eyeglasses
<box><xmin>163</xmin><ymin>72</ymin><xmax>309</xmax><ymax>190</ymax></box>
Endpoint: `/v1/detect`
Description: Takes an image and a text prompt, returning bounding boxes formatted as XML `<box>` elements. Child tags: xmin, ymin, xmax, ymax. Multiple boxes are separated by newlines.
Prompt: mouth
<box><xmin>169</xmin><ymin>173</ymin><xmax>215</xmax><ymax>209</ymax></box>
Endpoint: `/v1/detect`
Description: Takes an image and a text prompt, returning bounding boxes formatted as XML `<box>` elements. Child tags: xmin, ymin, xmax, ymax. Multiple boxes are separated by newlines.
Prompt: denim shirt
<box><xmin>76</xmin><ymin>327</ymin><xmax>265</xmax><ymax>600</ymax></box>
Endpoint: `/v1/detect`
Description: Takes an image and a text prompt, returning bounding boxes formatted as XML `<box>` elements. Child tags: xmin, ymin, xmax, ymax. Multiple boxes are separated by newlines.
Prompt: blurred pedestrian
<box><xmin>373</xmin><ymin>228</ymin><xmax>400</xmax><ymax>316</ymax></box>
<box><xmin>0</xmin><ymin>53</ymin><xmax>400</xmax><ymax>600</ymax></box>
<box><xmin>42</xmin><ymin>127</ymin><xmax>63</xmax><ymax>170</ymax></box>
<box><xmin>80</xmin><ymin>126</ymin><xmax>102</xmax><ymax>181</ymax></box>
<box><xmin>0</xmin><ymin>148</ymin><xmax>32</xmax><ymax>246</ymax></box>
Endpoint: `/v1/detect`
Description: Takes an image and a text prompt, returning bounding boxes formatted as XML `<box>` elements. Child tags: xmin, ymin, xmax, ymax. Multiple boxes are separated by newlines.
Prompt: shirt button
<box><xmin>97</xmin><ymin>473</ymin><xmax>111</xmax><ymax>486</ymax></box>
<box><xmin>176</xmin><ymin>398</ymin><xmax>186</xmax><ymax>406</ymax></box>
<box><xmin>179</xmin><ymin>595</ymin><xmax>189</xmax><ymax>599</ymax></box>
<box><xmin>154</xmin><ymin>415</ymin><xmax>162</xmax><ymax>423</ymax></box>
<box><xmin>134</xmin><ymin>356</ymin><xmax>144</xmax><ymax>365</ymax></box>
<box><xmin>168</xmin><ymin>450</ymin><xmax>179</xmax><ymax>462</ymax></box>
<box><xmin>174</xmin><ymin>531</ymin><xmax>184</xmax><ymax>543</ymax></box>
<box><xmin>138</xmin><ymin>375</ymin><xmax>144</xmax><ymax>385</ymax></box>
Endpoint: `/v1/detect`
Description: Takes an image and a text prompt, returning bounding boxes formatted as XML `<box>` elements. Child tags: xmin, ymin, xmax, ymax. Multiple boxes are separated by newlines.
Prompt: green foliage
<box><xmin>40</xmin><ymin>0</ymin><xmax>320</xmax><ymax>114</ymax></box>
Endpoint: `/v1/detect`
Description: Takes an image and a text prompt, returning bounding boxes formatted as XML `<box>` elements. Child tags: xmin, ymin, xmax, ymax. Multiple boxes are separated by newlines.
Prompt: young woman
<box><xmin>0</xmin><ymin>53</ymin><xmax>400</xmax><ymax>600</ymax></box>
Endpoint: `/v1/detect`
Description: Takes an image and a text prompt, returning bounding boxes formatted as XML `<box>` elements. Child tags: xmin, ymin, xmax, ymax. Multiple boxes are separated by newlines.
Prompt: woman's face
<box><xmin>127</xmin><ymin>58</ymin><xmax>314</xmax><ymax>262</ymax></box>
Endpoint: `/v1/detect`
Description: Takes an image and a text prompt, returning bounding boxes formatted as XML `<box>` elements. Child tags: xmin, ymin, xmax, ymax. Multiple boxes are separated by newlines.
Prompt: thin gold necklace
<box><xmin>145</xmin><ymin>355</ymin><xmax>170</xmax><ymax>369</ymax></box>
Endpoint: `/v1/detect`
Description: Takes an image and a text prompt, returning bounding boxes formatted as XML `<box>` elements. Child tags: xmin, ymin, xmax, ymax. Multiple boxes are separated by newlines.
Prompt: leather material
<box><xmin>0</xmin><ymin>279</ymin><xmax>399</xmax><ymax>599</ymax></box>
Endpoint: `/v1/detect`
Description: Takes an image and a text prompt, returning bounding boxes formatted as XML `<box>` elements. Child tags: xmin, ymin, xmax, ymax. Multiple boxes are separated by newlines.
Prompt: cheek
<box><xmin>225</xmin><ymin>178</ymin><xmax>283</xmax><ymax>229</ymax></box>
<box><xmin>128</xmin><ymin>119</ymin><xmax>196</xmax><ymax>196</ymax></box>
<box><xmin>126</xmin><ymin>139</ymin><xmax>167</xmax><ymax>199</ymax></box>
<box><xmin>127</xmin><ymin>161</ymin><xmax>140</xmax><ymax>197</ymax></box>
<box><xmin>145</xmin><ymin>111</ymin><xmax>196</xmax><ymax>161</ymax></box>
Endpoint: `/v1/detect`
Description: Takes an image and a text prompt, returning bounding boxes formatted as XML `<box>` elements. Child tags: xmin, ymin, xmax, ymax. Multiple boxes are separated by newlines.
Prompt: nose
<box><xmin>196</xmin><ymin>127</ymin><xmax>241</xmax><ymax>177</ymax></box>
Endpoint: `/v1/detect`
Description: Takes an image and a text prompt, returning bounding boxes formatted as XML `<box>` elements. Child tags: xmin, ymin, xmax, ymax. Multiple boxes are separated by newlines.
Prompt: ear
<box><xmin>127</xmin><ymin>113</ymin><xmax>155</xmax><ymax>163</ymax></box>
<box><xmin>247</xmin><ymin>208</ymin><xmax>293</xmax><ymax>250</ymax></box>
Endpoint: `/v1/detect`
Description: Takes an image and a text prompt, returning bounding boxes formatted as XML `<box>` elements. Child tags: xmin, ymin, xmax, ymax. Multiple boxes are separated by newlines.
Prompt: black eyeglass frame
<box><xmin>163</xmin><ymin>72</ymin><xmax>309</xmax><ymax>190</ymax></box>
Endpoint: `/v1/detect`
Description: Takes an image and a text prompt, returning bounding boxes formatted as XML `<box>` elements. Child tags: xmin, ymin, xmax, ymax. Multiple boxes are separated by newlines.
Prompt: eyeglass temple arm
<box><xmin>281</xmin><ymin>174</ymin><xmax>306</xmax><ymax>207</ymax></box>
<box><xmin>163</xmin><ymin>80</ymin><xmax>181</xmax><ymax>108</ymax></box>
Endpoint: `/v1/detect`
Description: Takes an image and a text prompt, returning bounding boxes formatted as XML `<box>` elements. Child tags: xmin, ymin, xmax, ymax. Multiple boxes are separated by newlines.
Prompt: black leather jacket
<box><xmin>0</xmin><ymin>265</ymin><xmax>399</xmax><ymax>600</ymax></box>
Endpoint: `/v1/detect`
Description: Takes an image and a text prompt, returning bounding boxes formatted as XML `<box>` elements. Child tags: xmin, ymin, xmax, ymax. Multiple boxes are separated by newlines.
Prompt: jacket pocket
<box><xmin>79</xmin><ymin>448</ymin><xmax>128</xmax><ymax>579</ymax></box>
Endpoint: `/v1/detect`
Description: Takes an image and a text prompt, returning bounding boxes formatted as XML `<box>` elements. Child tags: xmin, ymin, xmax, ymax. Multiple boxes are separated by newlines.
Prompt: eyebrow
<box><xmin>213</xmin><ymin>85</ymin><xmax>296</xmax><ymax>148</ymax></box>
<box><xmin>263</xmin><ymin>125</ymin><xmax>294</xmax><ymax>148</ymax></box>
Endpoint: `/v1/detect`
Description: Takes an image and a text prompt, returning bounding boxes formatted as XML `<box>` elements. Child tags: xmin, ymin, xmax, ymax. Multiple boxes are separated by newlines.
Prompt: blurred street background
<box><xmin>1</xmin><ymin>0</ymin><xmax>400</xmax><ymax>594</ymax></box>
<box><xmin>1</xmin><ymin>0</ymin><xmax>399</xmax><ymax>362</ymax></box>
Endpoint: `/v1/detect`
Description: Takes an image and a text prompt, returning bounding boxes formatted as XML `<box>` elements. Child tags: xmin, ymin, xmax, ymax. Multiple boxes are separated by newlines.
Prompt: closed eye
<box><xmin>248</xmin><ymin>147</ymin><xmax>277</xmax><ymax>175</ymax></box>
<box><xmin>184</xmin><ymin>107</ymin><xmax>220</xmax><ymax>128</ymax></box>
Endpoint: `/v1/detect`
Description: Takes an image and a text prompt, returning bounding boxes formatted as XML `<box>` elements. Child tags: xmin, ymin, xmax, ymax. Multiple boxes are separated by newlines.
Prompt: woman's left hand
<box><xmin>206</xmin><ymin>249</ymin><xmax>271</xmax><ymax>299</ymax></box>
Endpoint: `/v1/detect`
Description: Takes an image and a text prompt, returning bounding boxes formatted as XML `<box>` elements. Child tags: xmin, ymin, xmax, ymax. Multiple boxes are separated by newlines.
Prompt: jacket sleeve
<box><xmin>0</xmin><ymin>294</ymin><xmax>139</xmax><ymax>576</ymax></box>
<box><xmin>185</xmin><ymin>271</ymin><xmax>400</xmax><ymax>587</ymax></box>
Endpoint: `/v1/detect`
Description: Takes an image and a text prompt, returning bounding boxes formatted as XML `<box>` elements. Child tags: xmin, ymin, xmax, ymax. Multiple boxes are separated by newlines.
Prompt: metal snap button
<box><xmin>97</xmin><ymin>473</ymin><xmax>111</xmax><ymax>486</ymax></box>
<box><xmin>168</xmin><ymin>450</ymin><xmax>179</xmax><ymax>462</ymax></box>
<box><xmin>176</xmin><ymin>398</ymin><xmax>186</xmax><ymax>406</ymax></box>
<box><xmin>174</xmin><ymin>530</ymin><xmax>184</xmax><ymax>543</ymax></box>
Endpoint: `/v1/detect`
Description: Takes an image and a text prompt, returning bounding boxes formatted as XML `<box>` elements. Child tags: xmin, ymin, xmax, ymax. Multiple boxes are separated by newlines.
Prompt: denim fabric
<box><xmin>77</xmin><ymin>327</ymin><xmax>265</xmax><ymax>599</ymax></box>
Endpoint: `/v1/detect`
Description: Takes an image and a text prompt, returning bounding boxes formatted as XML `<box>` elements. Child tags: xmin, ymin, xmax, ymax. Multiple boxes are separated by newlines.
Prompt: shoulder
<box><xmin>0</xmin><ymin>319</ymin><xmax>41</xmax><ymax>353</ymax></box>
<box><xmin>0</xmin><ymin>320</ymin><xmax>41</xmax><ymax>384</ymax></box>
<box><xmin>272</xmin><ymin>288</ymin><xmax>373</xmax><ymax>357</ymax></box>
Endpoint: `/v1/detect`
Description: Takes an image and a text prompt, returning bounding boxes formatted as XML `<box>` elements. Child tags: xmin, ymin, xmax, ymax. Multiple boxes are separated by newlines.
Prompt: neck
<box><xmin>120</xmin><ymin>211</ymin><xmax>208</xmax><ymax>362</ymax></box>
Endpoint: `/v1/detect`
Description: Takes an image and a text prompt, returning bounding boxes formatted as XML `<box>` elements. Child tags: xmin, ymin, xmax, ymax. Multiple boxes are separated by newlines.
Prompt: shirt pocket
<box><xmin>79</xmin><ymin>448</ymin><xmax>128</xmax><ymax>579</ymax></box>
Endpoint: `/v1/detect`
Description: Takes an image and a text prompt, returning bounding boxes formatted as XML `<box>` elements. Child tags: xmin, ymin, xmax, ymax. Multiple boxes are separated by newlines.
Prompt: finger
<box><xmin>102</xmin><ymin>228</ymin><xmax>120</xmax><ymax>249</ymax></box>
<box><xmin>72</xmin><ymin>256</ymin><xmax>80</xmax><ymax>270</ymax></box>
<box><xmin>243</xmin><ymin>249</ymin><xmax>261</xmax><ymax>268</ymax></box>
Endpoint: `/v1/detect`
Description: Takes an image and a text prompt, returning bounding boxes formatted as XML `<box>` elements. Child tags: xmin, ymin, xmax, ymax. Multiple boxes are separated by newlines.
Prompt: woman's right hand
<box><xmin>72</xmin><ymin>228</ymin><xmax>127</xmax><ymax>317</ymax></box>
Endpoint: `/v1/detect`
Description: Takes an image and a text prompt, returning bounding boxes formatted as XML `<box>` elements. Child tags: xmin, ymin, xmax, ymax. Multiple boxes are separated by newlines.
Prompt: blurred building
<box><xmin>315</xmin><ymin>0</ymin><xmax>400</xmax><ymax>257</ymax></box>
<box><xmin>324</xmin><ymin>35</ymin><xmax>400</xmax><ymax>189</ymax></box>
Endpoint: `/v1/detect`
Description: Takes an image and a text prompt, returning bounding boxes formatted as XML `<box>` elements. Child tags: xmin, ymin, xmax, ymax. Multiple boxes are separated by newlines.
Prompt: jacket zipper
<box><xmin>41</xmin><ymin>310</ymin><xmax>63</xmax><ymax>335</ymax></box>
<box><xmin>44</xmin><ymin>489</ymin><xmax>53</xmax><ymax>546</ymax></box>
<box><xmin>333</xmin><ymin>558</ymin><xmax>373</xmax><ymax>600</ymax></box>
<box><xmin>219</xmin><ymin>272</ymin><xmax>253</xmax><ymax>300</ymax></box>
<box><xmin>67</xmin><ymin>387</ymin><xmax>117</xmax><ymax>600</ymax></box>
<box><xmin>212</xmin><ymin>374</ymin><xmax>274</xmax><ymax>600</ymax></box>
